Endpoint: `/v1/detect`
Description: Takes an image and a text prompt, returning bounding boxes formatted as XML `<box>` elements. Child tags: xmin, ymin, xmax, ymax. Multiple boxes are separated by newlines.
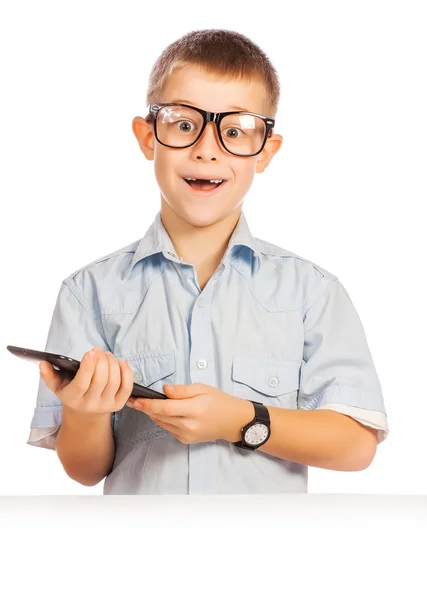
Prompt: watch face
<box><xmin>244</xmin><ymin>423</ymin><xmax>269</xmax><ymax>446</ymax></box>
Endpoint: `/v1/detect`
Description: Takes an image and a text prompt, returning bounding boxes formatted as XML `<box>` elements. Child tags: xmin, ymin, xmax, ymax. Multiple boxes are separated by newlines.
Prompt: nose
<box><xmin>190</xmin><ymin>122</ymin><xmax>223</xmax><ymax>161</ymax></box>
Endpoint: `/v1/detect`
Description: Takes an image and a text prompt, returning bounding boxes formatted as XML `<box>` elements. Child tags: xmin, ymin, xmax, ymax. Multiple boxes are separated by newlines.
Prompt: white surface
<box><xmin>0</xmin><ymin>494</ymin><xmax>425</xmax><ymax>599</ymax></box>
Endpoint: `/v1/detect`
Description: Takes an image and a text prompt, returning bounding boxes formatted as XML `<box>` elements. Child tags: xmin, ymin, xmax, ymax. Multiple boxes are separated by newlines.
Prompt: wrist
<box><xmin>62</xmin><ymin>404</ymin><xmax>112</xmax><ymax>429</ymax></box>
<box><xmin>223</xmin><ymin>397</ymin><xmax>254</xmax><ymax>443</ymax></box>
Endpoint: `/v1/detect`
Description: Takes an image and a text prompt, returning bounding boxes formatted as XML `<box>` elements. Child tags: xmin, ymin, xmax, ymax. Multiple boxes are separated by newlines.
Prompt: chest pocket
<box><xmin>232</xmin><ymin>356</ymin><xmax>300</xmax><ymax>410</ymax></box>
<box><xmin>125</xmin><ymin>351</ymin><xmax>176</xmax><ymax>395</ymax></box>
<box><xmin>112</xmin><ymin>351</ymin><xmax>176</xmax><ymax>457</ymax></box>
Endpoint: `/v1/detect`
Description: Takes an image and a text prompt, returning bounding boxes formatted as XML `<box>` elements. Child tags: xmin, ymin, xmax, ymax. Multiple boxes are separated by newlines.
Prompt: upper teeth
<box><xmin>185</xmin><ymin>177</ymin><xmax>223</xmax><ymax>183</ymax></box>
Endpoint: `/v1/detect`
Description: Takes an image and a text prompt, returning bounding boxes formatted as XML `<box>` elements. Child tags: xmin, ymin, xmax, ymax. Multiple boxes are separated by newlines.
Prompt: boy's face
<box><xmin>132</xmin><ymin>64</ymin><xmax>282</xmax><ymax>228</ymax></box>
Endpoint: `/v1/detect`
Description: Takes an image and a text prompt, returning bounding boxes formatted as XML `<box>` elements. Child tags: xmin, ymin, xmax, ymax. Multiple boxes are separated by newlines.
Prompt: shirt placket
<box><xmin>187</xmin><ymin>268</ymin><xmax>223</xmax><ymax>494</ymax></box>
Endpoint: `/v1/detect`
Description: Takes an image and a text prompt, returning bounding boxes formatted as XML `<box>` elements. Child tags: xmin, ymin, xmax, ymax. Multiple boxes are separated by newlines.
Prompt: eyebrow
<box><xmin>172</xmin><ymin>99</ymin><xmax>249</xmax><ymax>112</ymax></box>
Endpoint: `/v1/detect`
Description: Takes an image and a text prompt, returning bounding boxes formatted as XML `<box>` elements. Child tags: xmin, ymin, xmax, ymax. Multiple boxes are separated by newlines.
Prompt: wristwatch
<box><xmin>233</xmin><ymin>400</ymin><xmax>271</xmax><ymax>451</ymax></box>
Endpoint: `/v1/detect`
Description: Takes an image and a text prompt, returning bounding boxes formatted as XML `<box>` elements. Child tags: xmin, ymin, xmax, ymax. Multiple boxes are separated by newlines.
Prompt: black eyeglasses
<box><xmin>146</xmin><ymin>103</ymin><xmax>275</xmax><ymax>157</ymax></box>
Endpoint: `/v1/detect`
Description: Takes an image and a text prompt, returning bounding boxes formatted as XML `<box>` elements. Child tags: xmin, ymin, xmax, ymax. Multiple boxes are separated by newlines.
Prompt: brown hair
<box><xmin>146</xmin><ymin>29</ymin><xmax>280</xmax><ymax>118</ymax></box>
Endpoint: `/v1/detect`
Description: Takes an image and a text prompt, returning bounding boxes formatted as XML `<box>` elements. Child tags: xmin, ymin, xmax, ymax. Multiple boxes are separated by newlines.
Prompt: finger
<box><xmin>165</xmin><ymin>383</ymin><xmax>207</xmax><ymax>398</ymax></box>
<box><xmin>82</xmin><ymin>348</ymin><xmax>109</xmax><ymax>400</ymax></box>
<box><xmin>39</xmin><ymin>360</ymin><xmax>66</xmax><ymax>394</ymax></box>
<box><xmin>100</xmin><ymin>351</ymin><xmax>121</xmax><ymax>401</ymax></box>
<box><xmin>135</xmin><ymin>398</ymin><xmax>191</xmax><ymax>418</ymax></box>
<box><xmin>114</xmin><ymin>360</ymin><xmax>135</xmax><ymax>408</ymax></box>
<box><xmin>150</xmin><ymin>416</ymin><xmax>181</xmax><ymax>435</ymax></box>
<box><xmin>68</xmin><ymin>350</ymin><xmax>97</xmax><ymax>396</ymax></box>
<box><xmin>126</xmin><ymin>397</ymin><xmax>184</xmax><ymax>423</ymax></box>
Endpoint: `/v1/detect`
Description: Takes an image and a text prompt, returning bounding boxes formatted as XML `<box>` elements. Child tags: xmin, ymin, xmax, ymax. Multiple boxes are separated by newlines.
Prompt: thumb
<box><xmin>163</xmin><ymin>383</ymin><xmax>207</xmax><ymax>398</ymax></box>
<box><xmin>39</xmin><ymin>361</ymin><xmax>64</xmax><ymax>393</ymax></box>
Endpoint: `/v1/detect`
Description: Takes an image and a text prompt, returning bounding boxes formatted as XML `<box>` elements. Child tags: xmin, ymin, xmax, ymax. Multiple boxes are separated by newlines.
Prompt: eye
<box><xmin>223</xmin><ymin>127</ymin><xmax>244</xmax><ymax>139</ymax></box>
<box><xmin>175</xmin><ymin>120</ymin><xmax>197</xmax><ymax>132</ymax></box>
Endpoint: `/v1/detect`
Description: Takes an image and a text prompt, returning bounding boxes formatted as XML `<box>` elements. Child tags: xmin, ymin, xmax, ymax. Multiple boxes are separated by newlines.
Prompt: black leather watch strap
<box><xmin>233</xmin><ymin>401</ymin><xmax>271</xmax><ymax>450</ymax></box>
<box><xmin>252</xmin><ymin>401</ymin><xmax>270</xmax><ymax>423</ymax></box>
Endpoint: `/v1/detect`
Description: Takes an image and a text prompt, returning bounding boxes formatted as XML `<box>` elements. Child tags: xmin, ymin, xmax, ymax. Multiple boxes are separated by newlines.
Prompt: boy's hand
<box><xmin>39</xmin><ymin>347</ymin><xmax>134</xmax><ymax>417</ymax></box>
<box><xmin>125</xmin><ymin>383</ymin><xmax>254</xmax><ymax>444</ymax></box>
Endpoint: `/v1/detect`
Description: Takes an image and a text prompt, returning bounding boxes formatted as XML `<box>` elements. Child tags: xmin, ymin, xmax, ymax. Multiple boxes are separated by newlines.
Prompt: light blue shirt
<box><xmin>28</xmin><ymin>210</ymin><xmax>389</xmax><ymax>494</ymax></box>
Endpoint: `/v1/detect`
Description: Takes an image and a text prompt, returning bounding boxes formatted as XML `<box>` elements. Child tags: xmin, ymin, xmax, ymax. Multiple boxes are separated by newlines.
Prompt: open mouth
<box><xmin>183</xmin><ymin>177</ymin><xmax>226</xmax><ymax>192</ymax></box>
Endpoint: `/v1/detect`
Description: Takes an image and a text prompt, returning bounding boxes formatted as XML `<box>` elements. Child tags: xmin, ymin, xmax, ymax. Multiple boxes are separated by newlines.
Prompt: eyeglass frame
<box><xmin>146</xmin><ymin>103</ymin><xmax>275</xmax><ymax>157</ymax></box>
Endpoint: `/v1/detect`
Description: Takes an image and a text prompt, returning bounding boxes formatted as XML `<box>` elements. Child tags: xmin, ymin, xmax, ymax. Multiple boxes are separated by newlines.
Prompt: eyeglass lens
<box><xmin>156</xmin><ymin>105</ymin><xmax>266</xmax><ymax>155</ymax></box>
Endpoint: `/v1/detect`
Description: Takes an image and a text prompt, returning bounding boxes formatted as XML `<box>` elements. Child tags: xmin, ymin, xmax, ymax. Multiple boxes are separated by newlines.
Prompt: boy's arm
<box><xmin>28</xmin><ymin>279</ymin><xmax>118</xmax><ymax>483</ymax></box>
<box><xmin>227</xmin><ymin>402</ymin><xmax>378</xmax><ymax>471</ymax></box>
<box><xmin>240</xmin><ymin>275</ymin><xmax>385</xmax><ymax>472</ymax></box>
<box><xmin>56</xmin><ymin>404</ymin><xmax>115</xmax><ymax>486</ymax></box>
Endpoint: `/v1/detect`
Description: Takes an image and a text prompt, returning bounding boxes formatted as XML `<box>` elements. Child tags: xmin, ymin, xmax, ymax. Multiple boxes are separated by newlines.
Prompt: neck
<box><xmin>159</xmin><ymin>198</ymin><xmax>241</xmax><ymax>269</ymax></box>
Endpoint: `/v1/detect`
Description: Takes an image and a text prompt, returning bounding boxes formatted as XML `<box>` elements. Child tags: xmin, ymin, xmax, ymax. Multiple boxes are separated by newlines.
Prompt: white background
<box><xmin>1</xmin><ymin>0</ymin><xmax>425</xmax><ymax>595</ymax></box>
<box><xmin>1</xmin><ymin>1</ymin><xmax>426</xmax><ymax>496</ymax></box>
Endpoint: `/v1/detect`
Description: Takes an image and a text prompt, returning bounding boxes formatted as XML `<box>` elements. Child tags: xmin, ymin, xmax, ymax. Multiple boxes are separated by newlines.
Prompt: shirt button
<box><xmin>197</xmin><ymin>296</ymin><xmax>205</xmax><ymax>308</ymax></box>
<box><xmin>268</xmin><ymin>376</ymin><xmax>279</xmax><ymax>388</ymax></box>
<box><xmin>167</xmin><ymin>251</ymin><xmax>176</xmax><ymax>257</ymax></box>
<box><xmin>196</xmin><ymin>359</ymin><xmax>207</xmax><ymax>369</ymax></box>
<box><xmin>134</xmin><ymin>372</ymin><xmax>143</xmax><ymax>383</ymax></box>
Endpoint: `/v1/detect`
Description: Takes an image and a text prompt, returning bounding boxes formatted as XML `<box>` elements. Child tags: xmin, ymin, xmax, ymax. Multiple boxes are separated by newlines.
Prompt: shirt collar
<box><xmin>127</xmin><ymin>210</ymin><xmax>262</xmax><ymax>275</ymax></box>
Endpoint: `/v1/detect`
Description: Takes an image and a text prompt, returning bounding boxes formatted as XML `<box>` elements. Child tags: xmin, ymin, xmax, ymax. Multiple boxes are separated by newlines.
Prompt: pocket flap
<box><xmin>232</xmin><ymin>356</ymin><xmax>300</xmax><ymax>396</ymax></box>
<box><xmin>123</xmin><ymin>351</ymin><xmax>176</xmax><ymax>387</ymax></box>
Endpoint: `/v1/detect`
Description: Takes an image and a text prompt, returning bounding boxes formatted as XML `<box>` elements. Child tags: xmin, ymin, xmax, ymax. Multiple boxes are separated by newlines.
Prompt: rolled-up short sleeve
<box><xmin>27</xmin><ymin>278</ymin><xmax>112</xmax><ymax>450</ymax></box>
<box><xmin>297</xmin><ymin>277</ymin><xmax>389</xmax><ymax>443</ymax></box>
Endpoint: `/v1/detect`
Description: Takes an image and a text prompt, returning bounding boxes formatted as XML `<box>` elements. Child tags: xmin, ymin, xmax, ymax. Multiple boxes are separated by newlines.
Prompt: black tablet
<box><xmin>6</xmin><ymin>345</ymin><xmax>168</xmax><ymax>399</ymax></box>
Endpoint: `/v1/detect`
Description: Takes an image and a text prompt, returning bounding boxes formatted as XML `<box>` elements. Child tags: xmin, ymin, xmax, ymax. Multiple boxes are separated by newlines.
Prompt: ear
<box><xmin>255</xmin><ymin>132</ymin><xmax>283</xmax><ymax>174</ymax></box>
<box><xmin>132</xmin><ymin>116</ymin><xmax>155</xmax><ymax>161</ymax></box>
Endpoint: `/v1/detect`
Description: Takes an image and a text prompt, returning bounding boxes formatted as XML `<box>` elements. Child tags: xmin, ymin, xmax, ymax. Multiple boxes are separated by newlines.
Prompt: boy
<box><xmin>29</xmin><ymin>29</ymin><xmax>389</xmax><ymax>494</ymax></box>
